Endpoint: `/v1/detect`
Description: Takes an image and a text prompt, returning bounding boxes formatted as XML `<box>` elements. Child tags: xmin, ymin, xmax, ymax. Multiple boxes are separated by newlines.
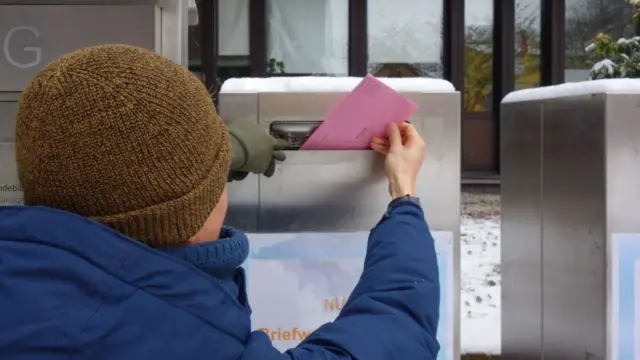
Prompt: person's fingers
<box><xmin>274</xmin><ymin>138</ymin><xmax>289</xmax><ymax>150</ymax></box>
<box><xmin>387</xmin><ymin>123</ymin><xmax>402</xmax><ymax>148</ymax></box>
<box><xmin>264</xmin><ymin>160</ymin><xmax>276</xmax><ymax>177</ymax></box>
<box><xmin>273</xmin><ymin>151</ymin><xmax>287</xmax><ymax>162</ymax></box>
<box><xmin>400</xmin><ymin>123</ymin><xmax>421</xmax><ymax>146</ymax></box>
<box><xmin>370</xmin><ymin>143</ymin><xmax>389</xmax><ymax>155</ymax></box>
<box><xmin>371</xmin><ymin>137</ymin><xmax>389</xmax><ymax>147</ymax></box>
<box><xmin>229</xmin><ymin>171</ymin><xmax>248</xmax><ymax>182</ymax></box>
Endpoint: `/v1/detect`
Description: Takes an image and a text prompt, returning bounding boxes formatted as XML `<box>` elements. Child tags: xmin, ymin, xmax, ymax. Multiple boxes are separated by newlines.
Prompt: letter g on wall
<box><xmin>3</xmin><ymin>26</ymin><xmax>41</xmax><ymax>69</ymax></box>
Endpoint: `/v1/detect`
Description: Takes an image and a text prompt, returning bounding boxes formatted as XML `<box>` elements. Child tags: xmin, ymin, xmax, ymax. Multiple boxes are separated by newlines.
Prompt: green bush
<box><xmin>588</xmin><ymin>0</ymin><xmax>640</xmax><ymax>79</ymax></box>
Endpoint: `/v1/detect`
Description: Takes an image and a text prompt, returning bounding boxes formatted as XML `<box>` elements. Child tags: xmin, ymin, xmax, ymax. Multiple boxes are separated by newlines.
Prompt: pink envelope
<box><xmin>299</xmin><ymin>74</ymin><xmax>418</xmax><ymax>150</ymax></box>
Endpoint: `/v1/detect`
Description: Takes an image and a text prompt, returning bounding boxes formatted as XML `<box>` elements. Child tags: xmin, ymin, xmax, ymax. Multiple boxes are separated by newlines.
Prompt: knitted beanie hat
<box><xmin>15</xmin><ymin>44</ymin><xmax>230</xmax><ymax>247</ymax></box>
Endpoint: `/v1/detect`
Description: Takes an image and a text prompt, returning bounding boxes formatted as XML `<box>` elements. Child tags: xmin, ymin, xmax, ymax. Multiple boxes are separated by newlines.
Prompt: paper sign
<box><xmin>299</xmin><ymin>74</ymin><xmax>418</xmax><ymax>150</ymax></box>
<box><xmin>242</xmin><ymin>230</ymin><xmax>454</xmax><ymax>360</ymax></box>
<box><xmin>611</xmin><ymin>233</ymin><xmax>640</xmax><ymax>360</ymax></box>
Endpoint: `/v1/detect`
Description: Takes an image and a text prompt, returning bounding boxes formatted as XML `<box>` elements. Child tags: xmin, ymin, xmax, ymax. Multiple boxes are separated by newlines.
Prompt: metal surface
<box><xmin>0</xmin><ymin>143</ymin><xmax>20</xmax><ymax>206</ymax></box>
<box><xmin>0</xmin><ymin>97</ymin><xmax>18</xmax><ymax>143</ymax></box>
<box><xmin>219</xmin><ymin>89</ymin><xmax>461</xmax><ymax>358</ymax></box>
<box><xmin>501</xmin><ymin>100</ymin><xmax>543</xmax><ymax>360</ymax></box>
<box><xmin>604</xmin><ymin>94</ymin><xmax>640</xmax><ymax>360</ymax></box>
<box><xmin>0</xmin><ymin>1</ymin><xmax>188</xmax><ymax>92</ymax></box>
<box><xmin>541</xmin><ymin>96</ymin><xmax>606</xmax><ymax>360</ymax></box>
<box><xmin>0</xmin><ymin>5</ymin><xmax>156</xmax><ymax>91</ymax></box>
<box><xmin>0</xmin><ymin>93</ymin><xmax>20</xmax><ymax>206</ymax></box>
<box><xmin>500</xmin><ymin>92</ymin><xmax>640</xmax><ymax>359</ymax></box>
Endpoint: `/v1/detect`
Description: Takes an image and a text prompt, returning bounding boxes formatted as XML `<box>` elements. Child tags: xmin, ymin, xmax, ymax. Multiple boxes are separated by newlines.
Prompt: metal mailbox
<box><xmin>219</xmin><ymin>79</ymin><xmax>461</xmax><ymax>235</ymax></box>
<box><xmin>0</xmin><ymin>0</ymin><xmax>189</xmax><ymax>206</ymax></box>
<box><xmin>501</xmin><ymin>79</ymin><xmax>640</xmax><ymax>360</ymax></box>
<box><xmin>219</xmin><ymin>77</ymin><xmax>461</xmax><ymax>359</ymax></box>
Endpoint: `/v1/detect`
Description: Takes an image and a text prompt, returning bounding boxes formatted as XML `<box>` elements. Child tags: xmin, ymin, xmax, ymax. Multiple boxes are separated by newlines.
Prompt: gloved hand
<box><xmin>227</xmin><ymin>119</ymin><xmax>287</xmax><ymax>182</ymax></box>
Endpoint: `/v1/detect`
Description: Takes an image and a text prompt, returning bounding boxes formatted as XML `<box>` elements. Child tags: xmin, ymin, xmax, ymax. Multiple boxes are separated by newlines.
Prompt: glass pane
<box><xmin>565</xmin><ymin>0</ymin><xmax>634</xmax><ymax>82</ymax></box>
<box><xmin>515</xmin><ymin>0</ymin><xmax>541</xmax><ymax>89</ymax></box>
<box><xmin>219</xmin><ymin>0</ymin><xmax>249</xmax><ymax>56</ymax></box>
<box><xmin>367</xmin><ymin>0</ymin><xmax>443</xmax><ymax>78</ymax></box>
<box><xmin>266</xmin><ymin>0</ymin><xmax>348</xmax><ymax>76</ymax></box>
<box><xmin>465</xmin><ymin>0</ymin><xmax>493</xmax><ymax>111</ymax></box>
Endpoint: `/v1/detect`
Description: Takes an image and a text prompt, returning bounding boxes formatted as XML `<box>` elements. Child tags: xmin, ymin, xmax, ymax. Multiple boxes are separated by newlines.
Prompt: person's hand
<box><xmin>227</xmin><ymin>120</ymin><xmax>287</xmax><ymax>181</ymax></box>
<box><xmin>370</xmin><ymin>122</ymin><xmax>426</xmax><ymax>199</ymax></box>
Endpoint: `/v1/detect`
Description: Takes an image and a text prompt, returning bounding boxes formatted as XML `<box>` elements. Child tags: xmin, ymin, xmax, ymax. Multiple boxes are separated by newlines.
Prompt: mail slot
<box><xmin>269</xmin><ymin>121</ymin><xmax>321</xmax><ymax>150</ymax></box>
<box><xmin>219</xmin><ymin>77</ymin><xmax>462</xmax><ymax>359</ymax></box>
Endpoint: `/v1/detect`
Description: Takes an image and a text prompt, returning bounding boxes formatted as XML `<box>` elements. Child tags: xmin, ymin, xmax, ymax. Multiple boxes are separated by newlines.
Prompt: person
<box><xmin>0</xmin><ymin>44</ymin><xmax>440</xmax><ymax>359</ymax></box>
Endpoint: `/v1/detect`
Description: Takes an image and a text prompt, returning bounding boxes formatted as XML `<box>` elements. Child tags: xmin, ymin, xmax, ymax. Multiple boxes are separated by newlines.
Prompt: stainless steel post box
<box><xmin>219</xmin><ymin>76</ymin><xmax>461</xmax><ymax>359</ymax></box>
<box><xmin>501</xmin><ymin>80</ymin><xmax>640</xmax><ymax>360</ymax></box>
<box><xmin>0</xmin><ymin>0</ymin><xmax>189</xmax><ymax>206</ymax></box>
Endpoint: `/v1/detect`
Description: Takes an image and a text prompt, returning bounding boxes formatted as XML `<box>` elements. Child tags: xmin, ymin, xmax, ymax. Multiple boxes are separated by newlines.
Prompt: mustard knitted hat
<box><xmin>15</xmin><ymin>44</ymin><xmax>230</xmax><ymax>247</ymax></box>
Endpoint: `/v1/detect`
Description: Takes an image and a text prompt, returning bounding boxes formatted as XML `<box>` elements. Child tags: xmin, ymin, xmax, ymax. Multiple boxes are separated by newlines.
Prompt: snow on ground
<box><xmin>461</xmin><ymin>189</ymin><xmax>501</xmax><ymax>355</ymax></box>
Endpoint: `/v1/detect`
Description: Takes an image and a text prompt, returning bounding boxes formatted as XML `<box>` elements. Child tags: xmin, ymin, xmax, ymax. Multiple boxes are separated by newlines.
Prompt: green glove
<box><xmin>227</xmin><ymin>120</ymin><xmax>287</xmax><ymax>181</ymax></box>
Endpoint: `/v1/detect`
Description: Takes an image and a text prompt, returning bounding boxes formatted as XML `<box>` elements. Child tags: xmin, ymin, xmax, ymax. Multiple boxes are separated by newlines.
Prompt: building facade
<box><xmin>187</xmin><ymin>0</ymin><xmax>635</xmax><ymax>175</ymax></box>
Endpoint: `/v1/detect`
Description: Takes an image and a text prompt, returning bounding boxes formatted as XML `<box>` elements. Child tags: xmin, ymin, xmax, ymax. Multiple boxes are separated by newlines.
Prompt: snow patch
<box><xmin>461</xmin><ymin>215</ymin><xmax>501</xmax><ymax>355</ymax></box>
<box><xmin>592</xmin><ymin>59</ymin><xmax>615</xmax><ymax>77</ymax></box>
<box><xmin>502</xmin><ymin>79</ymin><xmax>640</xmax><ymax>103</ymax></box>
<box><xmin>220</xmin><ymin>76</ymin><xmax>455</xmax><ymax>93</ymax></box>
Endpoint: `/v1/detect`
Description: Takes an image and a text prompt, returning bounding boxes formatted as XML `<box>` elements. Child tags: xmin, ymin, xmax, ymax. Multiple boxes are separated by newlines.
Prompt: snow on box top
<box><xmin>502</xmin><ymin>79</ymin><xmax>640</xmax><ymax>104</ymax></box>
<box><xmin>220</xmin><ymin>77</ymin><xmax>455</xmax><ymax>94</ymax></box>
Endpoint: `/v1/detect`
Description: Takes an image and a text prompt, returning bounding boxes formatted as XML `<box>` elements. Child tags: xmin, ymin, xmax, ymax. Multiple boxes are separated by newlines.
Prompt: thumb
<box><xmin>400</xmin><ymin>123</ymin><xmax>420</xmax><ymax>145</ymax></box>
<box><xmin>273</xmin><ymin>138</ymin><xmax>289</xmax><ymax>151</ymax></box>
<box><xmin>387</xmin><ymin>123</ymin><xmax>402</xmax><ymax>147</ymax></box>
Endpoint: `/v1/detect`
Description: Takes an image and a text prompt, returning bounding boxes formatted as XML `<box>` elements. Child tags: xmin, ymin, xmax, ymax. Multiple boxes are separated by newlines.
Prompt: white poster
<box><xmin>244</xmin><ymin>231</ymin><xmax>454</xmax><ymax>360</ymax></box>
<box><xmin>611</xmin><ymin>233</ymin><xmax>640</xmax><ymax>360</ymax></box>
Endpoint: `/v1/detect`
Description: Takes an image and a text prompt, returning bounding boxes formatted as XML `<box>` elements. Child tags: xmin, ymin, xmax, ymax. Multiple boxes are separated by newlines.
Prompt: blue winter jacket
<box><xmin>0</xmin><ymin>199</ymin><xmax>440</xmax><ymax>359</ymax></box>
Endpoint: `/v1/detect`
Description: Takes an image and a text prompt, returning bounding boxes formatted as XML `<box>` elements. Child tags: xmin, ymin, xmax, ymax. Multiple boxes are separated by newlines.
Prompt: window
<box><xmin>266</xmin><ymin>0</ymin><xmax>348</xmax><ymax>76</ymax></box>
<box><xmin>515</xmin><ymin>0</ymin><xmax>541</xmax><ymax>89</ymax></box>
<box><xmin>188</xmin><ymin>0</ymin><xmax>251</xmax><ymax>88</ymax></box>
<box><xmin>219</xmin><ymin>0</ymin><xmax>249</xmax><ymax>57</ymax></box>
<box><xmin>218</xmin><ymin>0</ymin><xmax>251</xmax><ymax>83</ymax></box>
<box><xmin>367</xmin><ymin>0</ymin><xmax>443</xmax><ymax>78</ymax></box>
<box><xmin>565</xmin><ymin>0</ymin><xmax>634</xmax><ymax>82</ymax></box>
<box><xmin>465</xmin><ymin>0</ymin><xmax>493</xmax><ymax>111</ymax></box>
